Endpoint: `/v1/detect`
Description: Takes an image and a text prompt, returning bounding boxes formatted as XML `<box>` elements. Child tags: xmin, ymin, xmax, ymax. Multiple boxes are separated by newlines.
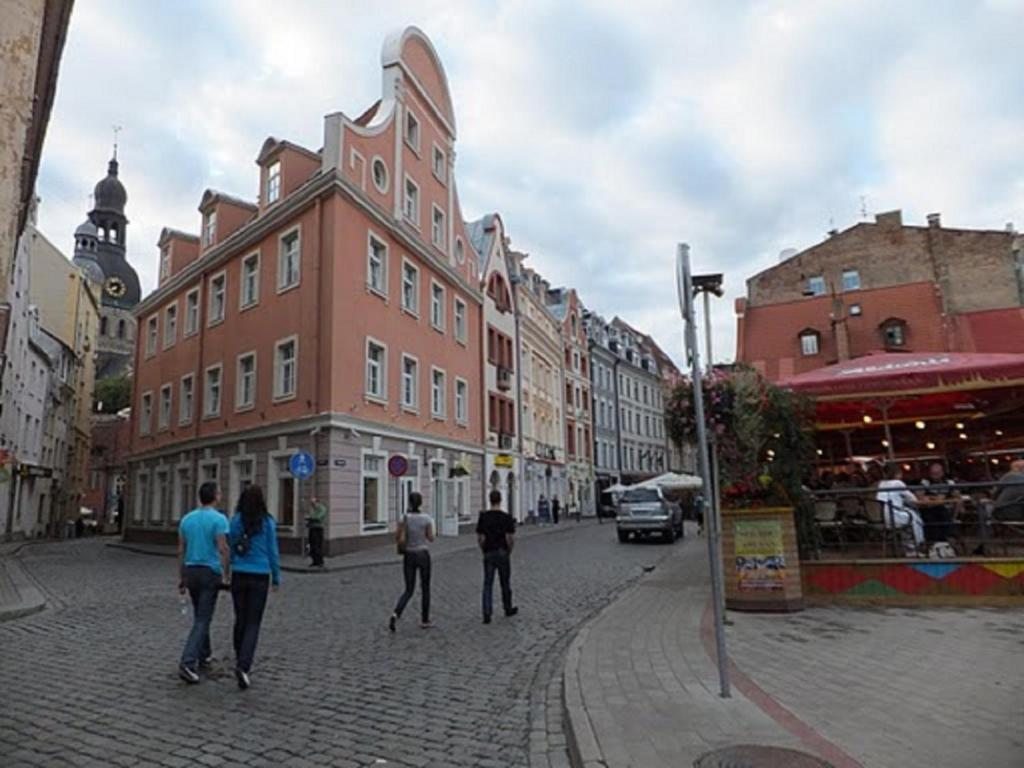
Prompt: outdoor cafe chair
<box><xmin>813</xmin><ymin>500</ymin><xmax>845</xmax><ymax>551</ymax></box>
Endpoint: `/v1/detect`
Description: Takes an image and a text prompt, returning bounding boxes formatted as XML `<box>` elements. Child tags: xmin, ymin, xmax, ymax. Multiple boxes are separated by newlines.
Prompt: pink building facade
<box><xmin>126</xmin><ymin>28</ymin><xmax>484</xmax><ymax>553</ymax></box>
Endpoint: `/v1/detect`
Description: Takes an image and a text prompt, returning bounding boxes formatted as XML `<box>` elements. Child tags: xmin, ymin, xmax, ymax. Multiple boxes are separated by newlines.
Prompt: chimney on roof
<box><xmin>875</xmin><ymin>210</ymin><xmax>902</xmax><ymax>229</ymax></box>
<box><xmin>1006</xmin><ymin>222</ymin><xmax>1015</xmax><ymax>233</ymax></box>
<box><xmin>927</xmin><ymin>212</ymin><xmax>941</xmax><ymax>228</ymax></box>
<box><xmin>827</xmin><ymin>229</ymin><xmax>839</xmax><ymax>238</ymax></box>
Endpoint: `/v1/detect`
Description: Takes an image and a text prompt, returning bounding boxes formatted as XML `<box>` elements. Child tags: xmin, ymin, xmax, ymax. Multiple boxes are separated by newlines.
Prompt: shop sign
<box><xmin>494</xmin><ymin>454</ymin><xmax>514</xmax><ymax>469</ymax></box>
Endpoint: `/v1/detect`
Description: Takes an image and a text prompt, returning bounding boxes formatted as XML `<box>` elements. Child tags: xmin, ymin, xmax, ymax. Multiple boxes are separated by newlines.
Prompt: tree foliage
<box><xmin>94</xmin><ymin>375</ymin><xmax>132</xmax><ymax>414</ymax></box>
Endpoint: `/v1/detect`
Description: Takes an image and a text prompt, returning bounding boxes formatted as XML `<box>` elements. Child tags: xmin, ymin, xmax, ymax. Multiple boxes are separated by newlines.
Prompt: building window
<box><xmin>158</xmin><ymin>384</ymin><xmax>172</xmax><ymax>430</ymax></box>
<box><xmin>230</xmin><ymin>457</ymin><xmax>255</xmax><ymax>503</ymax></box>
<box><xmin>431</xmin><ymin>367</ymin><xmax>446</xmax><ymax>419</ymax></box>
<box><xmin>806</xmin><ymin>275</ymin><xmax>826</xmax><ymax>296</ymax></box>
<box><xmin>145</xmin><ymin>315</ymin><xmax>158</xmax><ymax>356</ymax></box>
<box><xmin>405</xmin><ymin>109</ymin><xmax>420</xmax><ymax>152</ymax></box>
<box><xmin>133</xmin><ymin>471</ymin><xmax>150</xmax><ymax>522</ymax></box>
<box><xmin>401</xmin><ymin>260</ymin><xmax>419</xmax><ymax>314</ymax></box>
<box><xmin>139</xmin><ymin>392</ymin><xmax>153</xmax><ymax>435</ymax></box>
<box><xmin>842</xmin><ymin>269</ymin><xmax>860</xmax><ymax>292</ymax></box>
<box><xmin>455</xmin><ymin>378</ymin><xmax>468</xmax><ymax>425</ymax></box>
<box><xmin>241</xmin><ymin>252</ymin><xmax>260</xmax><ymax>308</ymax></box>
<box><xmin>185</xmin><ymin>288</ymin><xmax>200</xmax><ymax>336</ymax></box>
<box><xmin>431</xmin><ymin>205</ymin><xmax>446</xmax><ymax>250</ymax></box>
<box><xmin>454</xmin><ymin>297</ymin><xmax>467</xmax><ymax>344</ymax></box>
<box><xmin>203</xmin><ymin>210</ymin><xmax>217</xmax><ymax>247</ymax></box>
<box><xmin>404</xmin><ymin>176</ymin><xmax>419</xmax><ymax>226</ymax></box>
<box><xmin>266</xmin><ymin>161</ymin><xmax>281</xmax><ymax>205</ymax></box>
<box><xmin>431</xmin><ymin>281</ymin><xmax>445</xmax><ymax>331</ymax></box>
<box><xmin>367</xmin><ymin>234</ymin><xmax>388</xmax><ymax>295</ymax></box>
<box><xmin>366</xmin><ymin>339</ymin><xmax>387</xmax><ymax>401</ymax></box>
<box><xmin>454</xmin><ymin>237</ymin><xmax>465</xmax><ymax>265</ymax></box>
<box><xmin>179</xmin><ymin>374</ymin><xmax>194</xmax><ymax>425</ymax></box>
<box><xmin>117</xmin><ymin>318</ymin><xmax>126</xmax><ymax>339</ymax></box>
<box><xmin>204</xmin><ymin>365</ymin><xmax>222</xmax><ymax>417</ymax></box>
<box><xmin>274</xmin><ymin>337</ymin><xmax>297</xmax><ymax>400</ymax></box>
<box><xmin>371</xmin><ymin>157</ymin><xmax>389</xmax><ymax>193</ymax></box>
<box><xmin>432</xmin><ymin>144</ymin><xmax>446</xmax><ymax>182</ymax></box>
<box><xmin>401</xmin><ymin>354</ymin><xmax>419</xmax><ymax>411</ymax></box>
<box><xmin>173</xmin><ymin>466</ymin><xmax>192</xmax><ymax>521</ymax></box>
<box><xmin>153</xmin><ymin>469</ymin><xmax>170</xmax><ymax>523</ymax></box>
<box><xmin>849</xmin><ymin>303</ymin><xmax>863</xmax><ymax>317</ymax></box>
<box><xmin>361</xmin><ymin>452</ymin><xmax>387</xmax><ymax>531</ymax></box>
<box><xmin>163</xmin><ymin>303</ymin><xmax>177</xmax><ymax>348</ymax></box>
<box><xmin>800</xmin><ymin>330</ymin><xmax>820</xmax><ymax>356</ymax></box>
<box><xmin>208</xmin><ymin>272</ymin><xmax>226</xmax><ymax>325</ymax></box>
<box><xmin>278</xmin><ymin>228</ymin><xmax>301</xmax><ymax>291</ymax></box>
<box><xmin>881</xmin><ymin>320</ymin><xmax>907</xmax><ymax>348</ymax></box>
<box><xmin>236</xmin><ymin>352</ymin><xmax>257</xmax><ymax>411</ymax></box>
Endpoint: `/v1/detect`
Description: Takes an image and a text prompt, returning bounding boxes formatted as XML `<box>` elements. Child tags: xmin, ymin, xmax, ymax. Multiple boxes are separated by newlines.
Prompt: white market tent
<box><xmin>634</xmin><ymin>472</ymin><xmax>703</xmax><ymax>490</ymax></box>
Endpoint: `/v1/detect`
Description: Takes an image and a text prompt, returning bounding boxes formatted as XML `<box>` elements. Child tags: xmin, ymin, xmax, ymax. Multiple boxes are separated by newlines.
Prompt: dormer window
<box><xmin>405</xmin><ymin>110</ymin><xmax>420</xmax><ymax>153</ymax></box>
<box><xmin>880</xmin><ymin>318</ymin><xmax>907</xmax><ymax>348</ymax></box>
<box><xmin>266</xmin><ymin>161</ymin><xmax>281</xmax><ymax>205</ymax></box>
<box><xmin>799</xmin><ymin>329</ymin><xmax>821</xmax><ymax>356</ymax></box>
<box><xmin>203</xmin><ymin>211</ymin><xmax>217</xmax><ymax>247</ymax></box>
<box><xmin>159</xmin><ymin>247</ymin><xmax>171</xmax><ymax>281</ymax></box>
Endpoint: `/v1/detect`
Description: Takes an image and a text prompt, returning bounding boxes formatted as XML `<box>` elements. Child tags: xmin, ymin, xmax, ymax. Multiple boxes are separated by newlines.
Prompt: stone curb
<box><xmin>107</xmin><ymin>519</ymin><xmax>597</xmax><ymax>574</ymax></box>
<box><xmin>562</xmin><ymin>573</ymin><xmax>656</xmax><ymax>768</ymax></box>
<box><xmin>0</xmin><ymin>556</ymin><xmax>47</xmax><ymax>622</ymax></box>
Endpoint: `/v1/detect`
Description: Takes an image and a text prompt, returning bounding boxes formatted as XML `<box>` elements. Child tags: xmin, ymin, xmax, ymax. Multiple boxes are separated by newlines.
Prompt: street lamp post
<box><xmin>676</xmin><ymin>245</ymin><xmax>730</xmax><ymax>698</ymax></box>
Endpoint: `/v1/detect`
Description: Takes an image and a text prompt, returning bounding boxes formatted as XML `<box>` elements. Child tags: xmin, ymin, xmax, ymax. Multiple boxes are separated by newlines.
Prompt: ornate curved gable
<box><xmin>382</xmin><ymin>26</ymin><xmax>457</xmax><ymax>138</ymax></box>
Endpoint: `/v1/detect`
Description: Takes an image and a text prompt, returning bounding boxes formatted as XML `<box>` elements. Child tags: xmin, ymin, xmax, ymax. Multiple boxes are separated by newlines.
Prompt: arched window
<box><xmin>99</xmin><ymin>316</ymin><xmax>108</xmax><ymax>336</ymax></box>
<box><xmin>117</xmin><ymin>319</ymin><xmax>126</xmax><ymax>339</ymax></box>
<box><xmin>487</xmin><ymin>274</ymin><xmax>512</xmax><ymax>313</ymax></box>
<box><xmin>798</xmin><ymin>328</ymin><xmax>820</xmax><ymax>357</ymax></box>
<box><xmin>880</xmin><ymin>318</ymin><xmax>907</xmax><ymax>348</ymax></box>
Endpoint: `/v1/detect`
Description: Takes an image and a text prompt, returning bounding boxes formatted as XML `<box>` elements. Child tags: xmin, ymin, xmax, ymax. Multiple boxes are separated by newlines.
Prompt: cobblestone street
<box><xmin>0</xmin><ymin>523</ymin><xmax>674</xmax><ymax>768</ymax></box>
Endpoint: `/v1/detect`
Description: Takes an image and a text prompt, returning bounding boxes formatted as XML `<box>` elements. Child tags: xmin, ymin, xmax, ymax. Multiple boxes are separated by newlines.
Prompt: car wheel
<box><xmin>617</xmin><ymin>530</ymin><xmax>630</xmax><ymax>543</ymax></box>
<box><xmin>662</xmin><ymin>529</ymin><xmax>674</xmax><ymax>543</ymax></box>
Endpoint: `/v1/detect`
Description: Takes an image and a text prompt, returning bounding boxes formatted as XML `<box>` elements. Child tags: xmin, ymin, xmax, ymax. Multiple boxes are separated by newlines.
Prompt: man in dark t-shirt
<box><xmin>476</xmin><ymin>489</ymin><xmax>518</xmax><ymax>624</ymax></box>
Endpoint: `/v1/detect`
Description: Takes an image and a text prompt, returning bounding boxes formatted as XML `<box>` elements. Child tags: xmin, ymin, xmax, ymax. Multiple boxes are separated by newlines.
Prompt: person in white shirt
<box><xmin>876</xmin><ymin>464</ymin><xmax>925</xmax><ymax>553</ymax></box>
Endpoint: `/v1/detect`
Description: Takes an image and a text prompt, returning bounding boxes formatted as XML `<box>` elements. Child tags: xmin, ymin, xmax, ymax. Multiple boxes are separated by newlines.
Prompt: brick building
<box><xmin>736</xmin><ymin>210</ymin><xmax>1024</xmax><ymax>381</ymax></box>
<box><xmin>126</xmin><ymin>27</ymin><xmax>484</xmax><ymax>553</ymax></box>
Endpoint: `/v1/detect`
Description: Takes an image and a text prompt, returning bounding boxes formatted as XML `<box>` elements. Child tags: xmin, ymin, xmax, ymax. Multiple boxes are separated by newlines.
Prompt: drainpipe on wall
<box><xmin>613</xmin><ymin>357</ymin><xmax>623</xmax><ymax>480</ymax></box>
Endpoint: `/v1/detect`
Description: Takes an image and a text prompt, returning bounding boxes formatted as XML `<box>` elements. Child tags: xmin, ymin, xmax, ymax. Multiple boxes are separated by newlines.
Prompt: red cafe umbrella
<box><xmin>779</xmin><ymin>352</ymin><xmax>1024</xmax><ymax>459</ymax></box>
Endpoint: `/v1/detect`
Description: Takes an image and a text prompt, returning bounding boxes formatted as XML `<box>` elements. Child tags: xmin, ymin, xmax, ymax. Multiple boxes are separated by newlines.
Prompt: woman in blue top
<box><xmin>229</xmin><ymin>485</ymin><xmax>281</xmax><ymax>690</ymax></box>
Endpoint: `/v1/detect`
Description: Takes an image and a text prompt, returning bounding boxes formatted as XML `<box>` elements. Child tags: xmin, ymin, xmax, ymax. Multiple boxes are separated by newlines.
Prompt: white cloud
<box><xmin>35</xmin><ymin>1</ymin><xmax>1024</xmax><ymax>368</ymax></box>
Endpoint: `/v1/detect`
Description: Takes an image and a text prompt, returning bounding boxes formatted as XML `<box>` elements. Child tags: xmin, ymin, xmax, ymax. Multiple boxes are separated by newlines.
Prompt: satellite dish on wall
<box><xmin>779</xmin><ymin>248</ymin><xmax>798</xmax><ymax>262</ymax></box>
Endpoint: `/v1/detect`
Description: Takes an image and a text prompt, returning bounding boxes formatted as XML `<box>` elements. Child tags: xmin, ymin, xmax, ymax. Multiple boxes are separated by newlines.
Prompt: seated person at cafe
<box><xmin>919</xmin><ymin>462</ymin><xmax>959</xmax><ymax>542</ymax></box>
<box><xmin>876</xmin><ymin>464</ymin><xmax>925</xmax><ymax>554</ymax></box>
<box><xmin>993</xmin><ymin>459</ymin><xmax>1024</xmax><ymax>522</ymax></box>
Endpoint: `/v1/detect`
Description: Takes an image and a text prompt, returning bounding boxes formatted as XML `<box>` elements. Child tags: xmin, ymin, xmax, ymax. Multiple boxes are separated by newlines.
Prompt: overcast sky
<box><xmin>36</xmin><ymin>0</ymin><xmax>1024</xmax><ymax>366</ymax></box>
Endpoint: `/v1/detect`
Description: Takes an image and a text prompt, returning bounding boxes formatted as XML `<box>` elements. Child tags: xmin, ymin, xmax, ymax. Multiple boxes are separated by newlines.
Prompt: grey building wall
<box><xmin>589</xmin><ymin>342</ymin><xmax>619</xmax><ymax>479</ymax></box>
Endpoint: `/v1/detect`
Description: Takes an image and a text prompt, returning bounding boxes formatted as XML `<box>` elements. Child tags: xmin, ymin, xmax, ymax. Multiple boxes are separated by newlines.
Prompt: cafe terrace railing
<box><xmin>802</xmin><ymin>481</ymin><xmax>1024</xmax><ymax>605</ymax></box>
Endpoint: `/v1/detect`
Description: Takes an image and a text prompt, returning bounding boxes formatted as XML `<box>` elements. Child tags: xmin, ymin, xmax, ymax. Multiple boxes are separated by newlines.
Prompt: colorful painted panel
<box><xmin>803</xmin><ymin>559</ymin><xmax>1024</xmax><ymax>604</ymax></box>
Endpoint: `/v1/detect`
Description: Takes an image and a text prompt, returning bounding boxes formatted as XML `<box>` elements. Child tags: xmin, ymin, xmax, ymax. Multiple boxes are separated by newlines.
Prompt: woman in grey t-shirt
<box><xmin>389</xmin><ymin>492</ymin><xmax>435</xmax><ymax>631</ymax></box>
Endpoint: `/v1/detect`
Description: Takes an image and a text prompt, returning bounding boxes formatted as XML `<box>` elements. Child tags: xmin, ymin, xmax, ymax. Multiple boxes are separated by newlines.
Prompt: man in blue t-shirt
<box><xmin>177</xmin><ymin>481</ymin><xmax>230</xmax><ymax>683</ymax></box>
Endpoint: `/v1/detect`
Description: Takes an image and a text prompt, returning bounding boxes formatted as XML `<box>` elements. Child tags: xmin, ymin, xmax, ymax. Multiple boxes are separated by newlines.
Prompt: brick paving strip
<box><xmin>107</xmin><ymin>518</ymin><xmax>598</xmax><ymax>573</ymax></box>
<box><xmin>562</xmin><ymin>535</ymin><xmax>861</xmax><ymax>768</ymax></box>
<box><xmin>0</xmin><ymin>544</ymin><xmax>46</xmax><ymax>622</ymax></box>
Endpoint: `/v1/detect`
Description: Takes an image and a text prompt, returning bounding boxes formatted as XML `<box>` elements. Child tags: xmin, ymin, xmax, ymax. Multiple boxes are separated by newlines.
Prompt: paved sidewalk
<box><xmin>109</xmin><ymin>518</ymin><xmax>599</xmax><ymax>572</ymax></box>
<box><xmin>563</xmin><ymin>535</ymin><xmax>849</xmax><ymax>768</ymax></box>
<box><xmin>564</xmin><ymin>534</ymin><xmax>1024</xmax><ymax>768</ymax></box>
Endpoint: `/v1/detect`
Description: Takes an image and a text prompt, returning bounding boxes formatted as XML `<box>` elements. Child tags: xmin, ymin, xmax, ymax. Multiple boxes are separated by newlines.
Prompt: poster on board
<box><xmin>735</xmin><ymin>519</ymin><xmax>786</xmax><ymax>592</ymax></box>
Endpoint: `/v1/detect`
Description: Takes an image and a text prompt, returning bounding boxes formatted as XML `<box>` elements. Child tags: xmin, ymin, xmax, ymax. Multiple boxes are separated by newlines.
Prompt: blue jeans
<box><xmin>180</xmin><ymin>566</ymin><xmax>221</xmax><ymax>670</ymax></box>
<box><xmin>482</xmin><ymin>549</ymin><xmax>512</xmax><ymax>618</ymax></box>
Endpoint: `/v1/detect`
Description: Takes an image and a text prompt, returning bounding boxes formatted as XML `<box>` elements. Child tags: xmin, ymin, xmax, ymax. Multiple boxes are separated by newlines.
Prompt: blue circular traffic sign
<box><xmin>289</xmin><ymin>451</ymin><xmax>315</xmax><ymax>479</ymax></box>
